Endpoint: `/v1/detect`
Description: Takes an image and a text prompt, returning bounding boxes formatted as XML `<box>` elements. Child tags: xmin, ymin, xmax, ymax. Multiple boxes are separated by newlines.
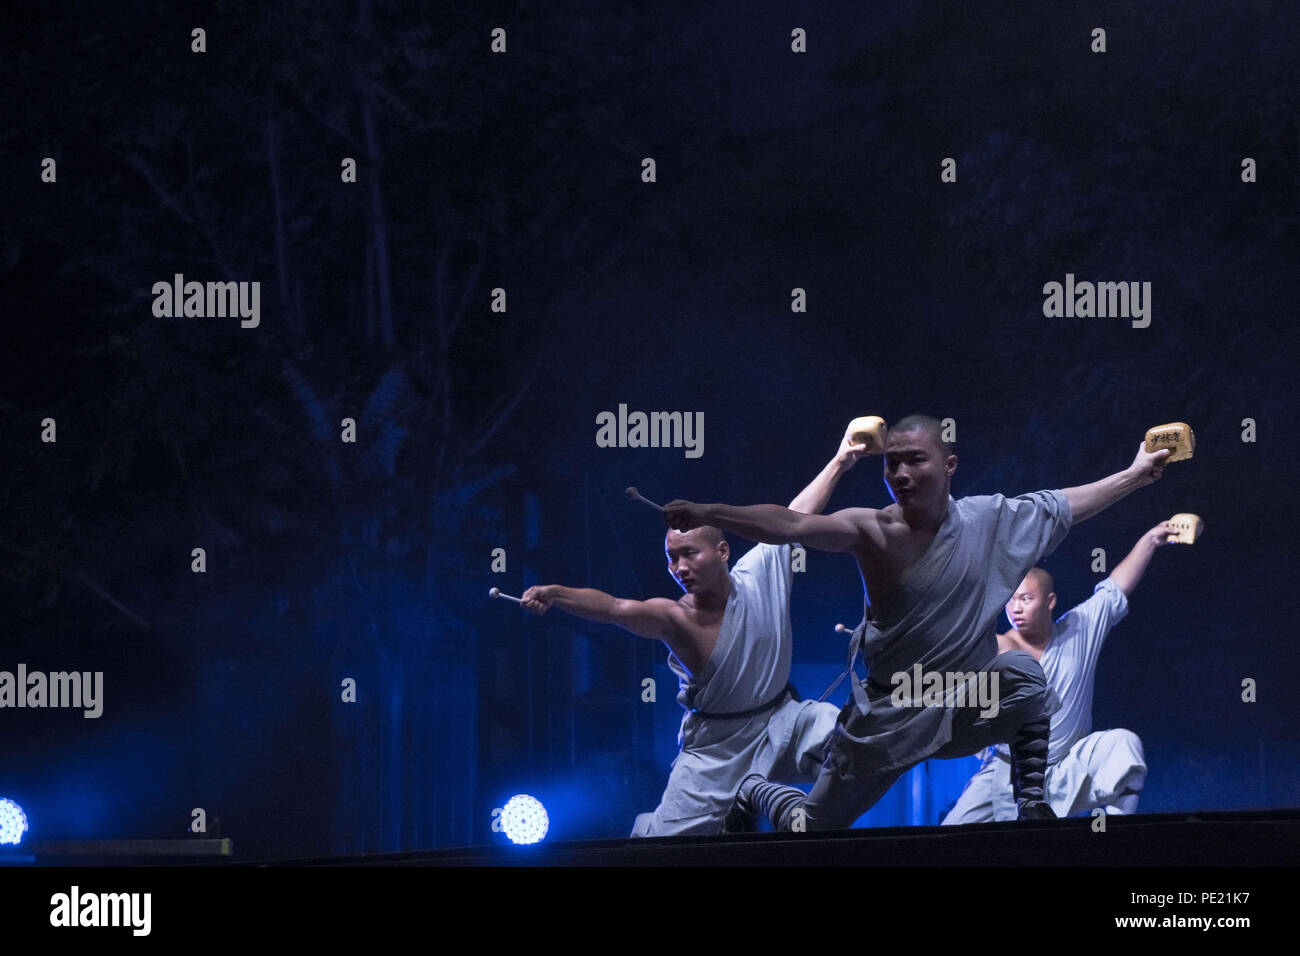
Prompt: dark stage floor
<box><xmin>249</xmin><ymin>809</ymin><xmax>1299</xmax><ymax>867</ymax></box>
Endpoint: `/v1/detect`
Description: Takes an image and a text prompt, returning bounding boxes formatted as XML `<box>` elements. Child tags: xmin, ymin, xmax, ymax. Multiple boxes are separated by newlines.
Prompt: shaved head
<box><xmin>1024</xmin><ymin>566</ymin><xmax>1055</xmax><ymax>595</ymax></box>
<box><xmin>665</xmin><ymin>525</ymin><xmax>725</xmax><ymax>548</ymax></box>
<box><xmin>891</xmin><ymin>413</ymin><xmax>954</xmax><ymax>457</ymax></box>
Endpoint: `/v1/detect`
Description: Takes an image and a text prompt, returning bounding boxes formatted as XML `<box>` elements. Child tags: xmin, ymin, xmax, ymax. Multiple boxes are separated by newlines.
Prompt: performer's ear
<box><xmin>717</xmin><ymin>539</ymin><xmax>730</xmax><ymax>562</ymax></box>
<box><xmin>1047</xmin><ymin>592</ymin><xmax>1056</xmax><ymax>613</ymax></box>
<box><xmin>945</xmin><ymin>453</ymin><xmax>957</xmax><ymax>477</ymax></box>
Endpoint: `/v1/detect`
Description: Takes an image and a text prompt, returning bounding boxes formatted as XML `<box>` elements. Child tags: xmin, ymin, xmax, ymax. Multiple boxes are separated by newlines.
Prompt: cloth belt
<box><xmin>689</xmin><ymin>681</ymin><xmax>799</xmax><ymax>720</ymax></box>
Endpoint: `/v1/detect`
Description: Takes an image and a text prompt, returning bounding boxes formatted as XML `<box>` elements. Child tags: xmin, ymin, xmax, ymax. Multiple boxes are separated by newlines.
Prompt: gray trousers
<box><xmin>942</xmin><ymin>728</ymin><xmax>1147</xmax><ymax>823</ymax></box>
<box><xmin>755</xmin><ymin>650</ymin><xmax>1054</xmax><ymax>830</ymax></box>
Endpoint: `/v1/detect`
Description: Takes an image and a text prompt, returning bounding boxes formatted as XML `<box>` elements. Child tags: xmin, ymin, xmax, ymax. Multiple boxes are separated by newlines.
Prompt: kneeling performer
<box><xmin>942</xmin><ymin>520</ymin><xmax>1186</xmax><ymax>822</ymax></box>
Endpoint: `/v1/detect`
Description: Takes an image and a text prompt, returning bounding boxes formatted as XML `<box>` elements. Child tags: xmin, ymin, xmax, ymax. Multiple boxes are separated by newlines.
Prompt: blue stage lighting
<box><xmin>501</xmin><ymin>794</ymin><xmax>548</xmax><ymax>845</ymax></box>
<box><xmin>0</xmin><ymin>799</ymin><xmax>29</xmax><ymax>846</ymax></box>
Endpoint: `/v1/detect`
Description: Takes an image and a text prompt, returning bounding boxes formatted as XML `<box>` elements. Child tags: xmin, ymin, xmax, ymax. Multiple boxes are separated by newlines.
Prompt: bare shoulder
<box><xmin>875</xmin><ymin>503</ymin><xmax>902</xmax><ymax>526</ymax></box>
<box><xmin>624</xmin><ymin>595</ymin><xmax>683</xmax><ymax>632</ymax></box>
<box><xmin>837</xmin><ymin>505</ymin><xmax>887</xmax><ymax>552</ymax></box>
<box><xmin>648</xmin><ymin>596</ymin><xmax>687</xmax><ymax>620</ymax></box>
<box><xmin>605</xmin><ymin>594</ymin><xmax>683</xmax><ymax>643</ymax></box>
<box><xmin>668</xmin><ymin>594</ymin><xmax>709</xmax><ymax>626</ymax></box>
<box><xmin>873</xmin><ymin>504</ymin><xmax>910</xmax><ymax>537</ymax></box>
<box><xmin>622</xmin><ymin>595</ymin><xmax>680</xmax><ymax>613</ymax></box>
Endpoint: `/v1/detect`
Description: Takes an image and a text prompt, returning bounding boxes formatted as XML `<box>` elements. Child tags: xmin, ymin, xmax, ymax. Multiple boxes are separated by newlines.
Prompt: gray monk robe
<box><xmin>748</xmin><ymin>490</ymin><xmax>1073</xmax><ymax>830</ymax></box>
<box><xmin>630</xmin><ymin>542</ymin><xmax>840</xmax><ymax>837</ymax></box>
<box><xmin>942</xmin><ymin>578</ymin><xmax>1148</xmax><ymax>822</ymax></box>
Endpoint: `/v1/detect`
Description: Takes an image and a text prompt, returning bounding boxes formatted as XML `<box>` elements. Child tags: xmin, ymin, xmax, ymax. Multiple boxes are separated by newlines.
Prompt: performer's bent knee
<box><xmin>988</xmin><ymin>649</ymin><xmax>1048</xmax><ymax>690</ymax></box>
<box><xmin>1105</xmin><ymin>728</ymin><xmax>1145</xmax><ymax>765</ymax></box>
<box><xmin>985</xmin><ymin>649</ymin><xmax>1053</xmax><ymax>724</ymax></box>
<box><xmin>1078</xmin><ymin>728</ymin><xmax>1148</xmax><ymax>817</ymax></box>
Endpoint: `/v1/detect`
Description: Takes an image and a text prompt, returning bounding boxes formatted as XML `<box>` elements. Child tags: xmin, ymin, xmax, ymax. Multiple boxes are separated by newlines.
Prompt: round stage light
<box><xmin>501</xmin><ymin>794</ymin><xmax>548</xmax><ymax>845</ymax></box>
<box><xmin>0</xmin><ymin>799</ymin><xmax>29</xmax><ymax>846</ymax></box>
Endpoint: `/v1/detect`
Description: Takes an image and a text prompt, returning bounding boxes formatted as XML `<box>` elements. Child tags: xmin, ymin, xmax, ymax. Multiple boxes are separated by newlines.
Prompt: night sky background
<box><xmin>2</xmin><ymin>0</ymin><xmax>1297</xmax><ymax>860</ymax></box>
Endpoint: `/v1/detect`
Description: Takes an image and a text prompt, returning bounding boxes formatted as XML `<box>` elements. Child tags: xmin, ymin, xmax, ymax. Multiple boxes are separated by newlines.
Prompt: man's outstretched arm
<box><xmin>520</xmin><ymin>585</ymin><xmax>677</xmax><ymax>641</ymax></box>
<box><xmin>1062</xmin><ymin>444</ymin><xmax>1172</xmax><ymax>524</ymax></box>
<box><xmin>663</xmin><ymin>500</ymin><xmax>874</xmax><ymax>554</ymax></box>
<box><xmin>1108</xmin><ymin>521</ymin><xmax>1177</xmax><ymax>597</ymax></box>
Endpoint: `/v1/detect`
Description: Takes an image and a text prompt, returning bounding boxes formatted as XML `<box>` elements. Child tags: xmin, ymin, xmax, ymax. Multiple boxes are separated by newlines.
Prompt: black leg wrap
<box><xmin>722</xmin><ymin>775</ymin><xmax>762</xmax><ymax>833</ymax></box>
<box><xmin>1009</xmin><ymin>718</ymin><xmax>1056</xmax><ymax>820</ymax></box>
<box><xmin>732</xmin><ymin>774</ymin><xmax>807</xmax><ymax>831</ymax></box>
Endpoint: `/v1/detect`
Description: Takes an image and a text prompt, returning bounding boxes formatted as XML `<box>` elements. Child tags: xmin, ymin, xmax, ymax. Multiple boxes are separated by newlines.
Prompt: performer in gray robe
<box><xmin>664</xmin><ymin>414</ymin><xmax>1177</xmax><ymax>828</ymax></box>
<box><xmin>632</xmin><ymin>540</ymin><xmax>839</xmax><ymax>835</ymax></box>
<box><xmin>522</xmin><ymin>431</ymin><xmax>868</xmax><ymax>836</ymax></box>
<box><xmin>942</xmin><ymin>520</ymin><xmax>1180</xmax><ymax>822</ymax></box>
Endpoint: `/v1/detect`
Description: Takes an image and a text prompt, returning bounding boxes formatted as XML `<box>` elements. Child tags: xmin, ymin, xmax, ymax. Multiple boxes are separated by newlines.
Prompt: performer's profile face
<box><xmin>882</xmin><ymin>428</ymin><xmax>954</xmax><ymax>508</ymax></box>
<box><xmin>664</xmin><ymin>529</ymin><xmax>728</xmax><ymax>594</ymax></box>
